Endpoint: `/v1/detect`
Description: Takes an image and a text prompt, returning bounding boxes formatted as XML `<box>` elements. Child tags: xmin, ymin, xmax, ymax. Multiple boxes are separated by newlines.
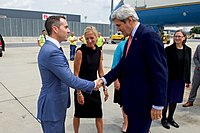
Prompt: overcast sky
<box><xmin>0</xmin><ymin>0</ymin><xmax>122</xmax><ymax>24</ymax></box>
<box><xmin>0</xmin><ymin>0</ymin><xmax>198</xmax><ymax>28</ymax></box>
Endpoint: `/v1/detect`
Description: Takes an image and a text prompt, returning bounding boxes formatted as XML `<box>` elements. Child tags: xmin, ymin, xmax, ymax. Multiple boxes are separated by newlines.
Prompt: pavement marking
<box><xmin>0</xmin><ymin>82</ymin><xmax>41</xmax><ymax>124</ymax></box>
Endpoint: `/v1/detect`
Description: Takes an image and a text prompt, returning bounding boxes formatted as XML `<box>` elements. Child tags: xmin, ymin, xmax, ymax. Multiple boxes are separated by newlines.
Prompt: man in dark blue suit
<box><xmin>37</xmin><ymin>16</ymin><xmax>101</xmax><ymax>133</ymax></box>
<box><xmin>101</xmin><ymin>4</ymin><xmax>168</xmax><ymax>133</ymax></box>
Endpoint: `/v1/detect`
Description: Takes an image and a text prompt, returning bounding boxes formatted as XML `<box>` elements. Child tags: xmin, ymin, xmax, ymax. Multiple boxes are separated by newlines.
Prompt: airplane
<box><xmin>123</xmin><ymin>0</ymin><xmax>200</xmax><ymax>28</ymax></box>
<box><xmin>118</xmin><ymin>0</ymin><xmax>200</xmax><ymax>43</ymax></box>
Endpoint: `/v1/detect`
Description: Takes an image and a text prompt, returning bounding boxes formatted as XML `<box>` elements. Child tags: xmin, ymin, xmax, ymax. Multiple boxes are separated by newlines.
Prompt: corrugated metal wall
<box><xmin>0</xmin><ymin>18</ymin><xmax>117</xmax><ymax>37</ymax></box>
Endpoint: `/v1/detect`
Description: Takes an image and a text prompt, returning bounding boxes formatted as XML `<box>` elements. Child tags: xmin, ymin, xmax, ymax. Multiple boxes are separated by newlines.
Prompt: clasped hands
<box><xmin>94</xmin><ymin>78</ymin><xmax>109</xmax><ymax>101</ymax></box>
<box><xmin>94</xmin><ymin>78</ymin><xmax>104</xmax><ymax>91</ymax></box>
<box><xmin>77</xmin><ymin>78</ymin><xmax>108</xmax><ymax>105</ymax></box>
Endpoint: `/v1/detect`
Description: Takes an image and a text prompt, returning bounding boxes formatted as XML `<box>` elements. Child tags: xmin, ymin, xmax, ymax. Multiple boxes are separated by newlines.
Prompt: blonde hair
<box><xmin>83</xmin><ymin>25</ymin><xmax>98</xmax><ymax>38</ymax></box>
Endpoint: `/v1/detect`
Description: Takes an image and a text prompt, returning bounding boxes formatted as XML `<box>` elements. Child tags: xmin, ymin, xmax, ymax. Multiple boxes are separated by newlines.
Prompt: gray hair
<box><xmin>111</xmin><ymin>4</ymin><xmax>139</xmax><ymax>21</ymax></box>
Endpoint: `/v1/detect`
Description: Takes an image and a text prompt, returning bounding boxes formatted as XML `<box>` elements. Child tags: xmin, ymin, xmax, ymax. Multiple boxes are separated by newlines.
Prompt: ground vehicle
<box><xmin>161</xmin><ymin>30</ymin><xmax>170</xmax><ymax>44</ymax></box>
<box><xmin>188</xmin><ymin>33</ymin><xmax>200</xmax><ymax>39</ymax></box>
<box><xmin>0</xmin><ymin>44</ymin><xmax>2</xmax><ymax>57</ymax></box>
<box><xmin>0</xmin><ymin>39</ymin><xmax>3</xmax><ymax>57</ymax></box>
<box><xmin>111</xmin><ymin>31</ymin><xmax>124</xmax><ymax>44</ymax></box>
<box><xmin>0</xmin><ymin>34</ymin><xmax>5</xmax><ymax>57</ymax></box>
<box><xmin>104</xmin><ymin>37</ymin><xmax>110</xmax><ymax>44</ymax></box>
<box><xmin>188</xmin><ymin>33</ymin><xmax>195</xmax><ymax>39</ymax></box>
<box><xmin>194</xmin><ymin>34</ymin><xmax>200</xmax><ymax>39</ymax></box>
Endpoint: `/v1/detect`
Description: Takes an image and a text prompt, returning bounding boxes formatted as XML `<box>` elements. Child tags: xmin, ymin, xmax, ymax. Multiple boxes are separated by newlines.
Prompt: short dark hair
<box><xmin>45</xmin><ymin>16</ymin><xmax>66</xmax><ymax>35</ymax></box>
<box><xmin>174</xmin><ymin>30</ymin><xmax>187</xmax><ymax>44</ymax></box>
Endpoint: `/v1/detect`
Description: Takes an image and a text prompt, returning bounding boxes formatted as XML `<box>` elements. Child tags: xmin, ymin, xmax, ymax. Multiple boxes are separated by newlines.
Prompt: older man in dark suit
<box><xmin>101</xmin><ymin>4</ymin><xmax>168</xmax><ymax>133</ymax></box>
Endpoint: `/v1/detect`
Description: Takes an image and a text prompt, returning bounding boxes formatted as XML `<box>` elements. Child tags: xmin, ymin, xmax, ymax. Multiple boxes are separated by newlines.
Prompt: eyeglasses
<box><xmin>174</xmin><ymin>36</ymin><xmax>184</xmax><ymax>38</ymax></box>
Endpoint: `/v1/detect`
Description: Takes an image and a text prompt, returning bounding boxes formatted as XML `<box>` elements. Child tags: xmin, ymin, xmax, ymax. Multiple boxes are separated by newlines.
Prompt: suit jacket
<box><xmin>37</xmin><ymin>40</ymin><xmax>95</xmax><ymax>121</ymax></box>
<box><xmin>165</xmin><ymin>43</ymin><xmax>191</xmax><ymax>83</ymax></box>
<box><xmin>104</xmin><ymin>24</ymin><xmax>168</xmax><ymax>117</ymax></box>
<box><xmin>194</xmin><ymin>44</ymin><xmax>200</xmax><ymax>68</ymax></box>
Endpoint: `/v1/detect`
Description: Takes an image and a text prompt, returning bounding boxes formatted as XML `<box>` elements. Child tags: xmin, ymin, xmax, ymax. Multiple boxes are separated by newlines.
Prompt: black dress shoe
<box><xmin>161</xmin><ymin>119</ymin><xmax>170</xmax><ymax>129</ymax></box>
<box><xmin>168</xmin><ymin>119</ymin><xmax>179</xmax><ymax>128</ymax></box>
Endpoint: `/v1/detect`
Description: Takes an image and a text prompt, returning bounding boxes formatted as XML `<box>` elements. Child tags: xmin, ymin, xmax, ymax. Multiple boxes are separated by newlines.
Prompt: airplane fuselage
<box><xmin>136</xmin><ymin>2</ymin><xmax>200</xmax><ymax>26</ymax></box>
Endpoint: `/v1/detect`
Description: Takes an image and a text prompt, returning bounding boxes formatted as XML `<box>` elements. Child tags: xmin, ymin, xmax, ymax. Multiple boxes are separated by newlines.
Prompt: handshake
<box><xmin>77</xmin><ymin>78</ymin><xmax>108</xmax><ymax>105</ymax></box>
<box><xmin>93</xmin><ymin>78</ymin><xmax>104</xmax><ymax>91</ymax></box>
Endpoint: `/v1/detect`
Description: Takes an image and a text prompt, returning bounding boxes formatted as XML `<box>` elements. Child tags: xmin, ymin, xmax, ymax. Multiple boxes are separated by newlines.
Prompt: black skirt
<box><xmin>167</xmin><ymin>80</ymin><xmax>185</xmax><ymax>103</ymax></box>
<box><xmin>113</xmin><ymin>88</ymin><xmax>122</xmax><ymax>107</ymax></box>
<box><xmin>74</xmin><ymin>90</ymin><xmax>102</xmax><ymax>118</ymax></box>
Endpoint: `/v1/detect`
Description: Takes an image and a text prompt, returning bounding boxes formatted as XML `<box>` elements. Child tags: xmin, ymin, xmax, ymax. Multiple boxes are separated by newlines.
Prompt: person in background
<box><xmin>68</xmin><ymin>32</ymin><xmax>78</xmax><ymax>61</ymax></box>
<box><xmin>111</xmin><ymin>38</ymin><xmax>128</xmax><ymax>133</ymax></box>
<box><xmin>0</xmin><ymin>34</ymin><xmax>5</xmax><ymax>57</ymax></box>
<box><xmin>96</xmin><ymin>32</ymin><xmax>105</xmax><ymax>50</ymax></box>
<box><xmin>161</xmin><ymin>30</ymin><xmax>191</xmax><ymax>129</ymax></box>
<box><xmin>183</xmin><ymin>44</ymin><xmax>200</xmax><ymax>107</ymax></box>
<box><xmin>73</xmin><ymin>26</ymin><xmax>108</xmax><ymax>133</ymax></box>
<box><xmin>37</xmin><ymin>16</ymin><xmax>101</xmax><ymax>133</ymax></box>
<box><xmin>100</xmin><ymin>4</ymin><xmax>168</xmax><ymax>133</ymax></box>
<box><xmin>79</xmin><ymin>35</ymin><xmax>87</xmax><ymax>44</ymax></box>
<box><xmin>37</xmin><ymin>30</ymin><xmax>47</xmax><ymax>47</ymax></box>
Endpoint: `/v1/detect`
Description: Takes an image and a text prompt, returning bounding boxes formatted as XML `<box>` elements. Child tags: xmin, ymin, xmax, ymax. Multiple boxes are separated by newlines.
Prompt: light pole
<box><xmin>84</xmin><ymin>16</ymin><xmax>87</xmax><ymax>23</ymax></box>
<box><xmin>110</xmin><ymin>0</ymin><xmax>114</xmax><ymax>37</ymax></box>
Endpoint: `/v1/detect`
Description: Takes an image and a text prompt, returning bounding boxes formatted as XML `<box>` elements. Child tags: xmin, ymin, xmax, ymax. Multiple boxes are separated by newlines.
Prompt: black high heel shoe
<box><xmin>161</xmin><ymin>119</ymin><xmax>170</xmax><ymax>129</ymax></box>
<box><xmin>167</xmin><ymin>119</ymin><xmax>179</xmax><ymax>128</ymax></box>
<box><xmin>121</xmin><ymin>123</ymin><xmax>127</xmax><ymax>133</ymax></box>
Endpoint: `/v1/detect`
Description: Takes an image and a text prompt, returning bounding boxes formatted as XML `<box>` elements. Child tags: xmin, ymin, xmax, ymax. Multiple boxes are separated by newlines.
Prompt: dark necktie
<box><xmin>44</xmin><ymin>35</ymin><xmax>46</xmax><ymax>40</ymax></box>
<box><xmin>60</xmin><ymin>47</ymin><xmax>63</xmax><ymax>53</ymax></box>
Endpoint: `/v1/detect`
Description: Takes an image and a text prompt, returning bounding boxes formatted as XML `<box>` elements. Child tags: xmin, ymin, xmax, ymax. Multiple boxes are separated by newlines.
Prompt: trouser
<box><xmin>70</xmin><ymin>45</ymin><xmax>76</xmax><ymax>60</ymax></box>
<box><xmin>41</xmin><ymin>115</ymin><xmax>66</xmax><ymax>133</ymax></box>
<box><xmin>126</xmin><ymin>115</ymin><xmax>152</xmax><ymax>133</ymax></box>
<box><xmin>188</xmin><ymin>68</ymin><xmax>200</xmax><ymax>102</ymax></box>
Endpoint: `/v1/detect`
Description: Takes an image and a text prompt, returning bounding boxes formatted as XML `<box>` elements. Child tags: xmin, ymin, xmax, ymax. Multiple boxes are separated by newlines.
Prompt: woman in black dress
<box><xmin>161</xmin><ymin>30</ymin><xmax>191</xmax><ymax>129</ymax></box>
<box><xmin>73</xmin><ymin>26</ymin><xmax>108</xmax><ymax>133</ymax></box>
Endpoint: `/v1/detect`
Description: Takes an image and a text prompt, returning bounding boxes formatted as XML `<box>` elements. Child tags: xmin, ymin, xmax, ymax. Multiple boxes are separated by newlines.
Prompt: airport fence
<box><xmin>0</xmin><ymin>18</ymin><xmax>117</xmax><ymax>37</ymax></box>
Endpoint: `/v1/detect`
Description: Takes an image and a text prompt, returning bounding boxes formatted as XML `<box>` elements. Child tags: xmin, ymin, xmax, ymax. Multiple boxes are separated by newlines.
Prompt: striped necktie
<box><xmin>125</xmin><ymin>36</ymin><xmax>132</xmax><ymax>57</ymax></box>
